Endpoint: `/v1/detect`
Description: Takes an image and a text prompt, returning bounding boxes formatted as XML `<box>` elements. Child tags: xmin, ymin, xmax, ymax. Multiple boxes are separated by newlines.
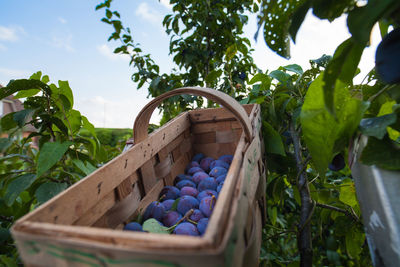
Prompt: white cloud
<box><xmin>58</xmin><ymin>17</ymin><xmax>67</xmax><ymax>24</ymax></box>
<box><xmin>0</xmin><ymin>67</ymin><xmax>31</xmax><ymax>86</ymax></box>
<box><xmin>97</xmin><ymin>44</ymin><xmax>130</xmax><ymax>62</ymax></box>
<box><xmin>0</xmin><ymin>25</ymin><xmax>24</xmax><ymax>42</ymax></box>
<box><xmin>52</xmin><ymin>34</ymin><xmax>74</xmax><ymax>52</ymax></box>
<box><xmin>159</xmin><ymin>0</ymin><xmax>173</xmax><ymax>9</ymax></box>
<box><xmin>76</xmin><ymin>95</ymin><xmax>161</xmax><ymax>128</ymax></box>
<box><xmin>135</xmin><ymin>3</ymin><xmax>161</xmax><ymax>25</ymax></box>
<box><xmin>247</xmin><ymin>11</ymin><xmax>379</xmax><ymax>81</ymax></box>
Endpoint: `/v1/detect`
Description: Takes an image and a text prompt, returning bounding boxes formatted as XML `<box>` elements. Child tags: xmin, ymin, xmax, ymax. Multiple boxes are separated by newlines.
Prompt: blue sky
<box><xmin>0</xmin><ymin>1</ymin><xmax>380</xmax><ymax>128</ymax></box>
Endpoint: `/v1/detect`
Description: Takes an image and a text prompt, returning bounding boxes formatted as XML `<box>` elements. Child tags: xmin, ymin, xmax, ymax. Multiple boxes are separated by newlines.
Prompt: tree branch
<box><xmin>315</xmin><ymin>202</ymin><xmax>361</xmax><ymax>224</ymax></box>
<box><xmin>290</xmin><ymin>119</ymin><xmax>313</xmax><ymax>267</ymax></box>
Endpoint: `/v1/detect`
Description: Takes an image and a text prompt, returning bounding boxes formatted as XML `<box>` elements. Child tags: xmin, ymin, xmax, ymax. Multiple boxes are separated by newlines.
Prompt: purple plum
<box><xmin>197</xmin><ymin>218</ymin><xmax>209</xmax><ymax>235</ymax></box>
<box><xmin>185</xmin><ymin>161</ymin><xmax>200</xmax><ymax>173</ymax></box>
<box><xmin>218</xmin><ymin>155</ymin><xmax>233</xmax><ymax>165</ymax></box>
<box><xmin>198</xmin><ymin>177</ymin><xmax>218</xmax><ymax>192</ymax></box>
<box><xmin>174</xmin><ymin>174</ymin><xmax>192</xmax><ymax>185</ymax></box>
<box><xmin>210</xmin><ymin>160</ymin><xmax>230</xmax><ymax>170</ymax></box>
<box><xmin>163</xmin><ymin>211</ymin><xmax>182</xmax><ymax>227</ymax></box>
<box><xmin>159</xmin><ymin>186</ymin><xmax>180</xmax><ymax>200</ymax></box>
<box><xmin>192</xmin><ymin>153</ymin><xmax>205</xmax><ymax>163</ymax></box>
<box><xmin>176</xmin><ymin>180</ymin><xmax>196</xmax><ymax>189</ymax></box>
<box><xmin>197</xmin><ymin>190</ymin><xmax>218</xmax><ymax>201</ymax></box>
<box><xmin>173</xmin><ymin>222</ymin><xmax>199</xmax><ymax>236</ymax></box>
<box><xmin>216</xmin><ymin>175</ymin><xmax>226</xmax><ymax>184</ymax></box>
<box><xmin>177</xmin><ymin>195</ymin><xmax>199</xmax><ymax>215</ymax></box>
<box><xmin>200</xmin><ymin>157</ymin><xmax>214</xmax><ymax>172</ymax></box>
<box><xmin>188</xmin><ymin>209</ymin><xmax>205</xmax><ymax>222</ymax></box>
<box><xmin>192</xmin><ymin>172</ymin><xmax>209</xmax><ymax>184</ymax></box>
<box><xmin>162</xmin><ymin>199</ymin><xmax>175</xmax><ymax>211</ymax></box>
<box><xmin>123</xmin><ymin>222</ymin><xmax>143</xmax><ymax>232</ymax></box>
<box><xmin>180</xmin><ymin>186</ymin><xmax>198</xmax><ymax>197</ymax></box>
<box><xmin>143</xmin><ymin>201</ymin><xmax>166</xmax><ymax>221</ymax></box>
<box><xmin>199</xmin><ymin>196</ymin><xmax>216</xmax><ymax>217</ymax></box>
<box><xmin>187</xmin><ymin>166</ymin><xmax>205</xmax><ymax>176</ymax></box>
<box><xmin>209</xmin><ymin>166</ymin><xmax>228</xmax><ymax>178</ymax></box>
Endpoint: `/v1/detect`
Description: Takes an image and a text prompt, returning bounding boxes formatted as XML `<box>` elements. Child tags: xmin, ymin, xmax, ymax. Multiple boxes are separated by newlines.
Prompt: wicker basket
<box><xmin>11</xmin><ymin>87</ymin><xmax>266</xmax><ymax>267</ymax></box>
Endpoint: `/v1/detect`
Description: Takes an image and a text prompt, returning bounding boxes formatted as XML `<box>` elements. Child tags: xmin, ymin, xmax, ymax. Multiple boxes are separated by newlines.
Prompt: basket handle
<box><xmin>133</xmin><ymin>87</ymin><xmax>253</xmax><ymax>143</ymax></box>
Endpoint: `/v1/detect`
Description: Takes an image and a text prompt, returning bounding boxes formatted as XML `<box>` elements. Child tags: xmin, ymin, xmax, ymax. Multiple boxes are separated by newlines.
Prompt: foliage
<box><xmin>80</xmin><ymin>127</ymin><xmax>131</xmax><ymax>148</ymax></box>
<box><xmin>93</xmin><ymin>0</ymin><xmax>400</xmax><ymax>266</ymax></box>
<box><xmin>0</xmin><ymin>72</ymin><xmax>121</xmax><ymax>265</ymax></box>
<box><xmin>247</xmin><ymin>60</ymin><xmax>372</xmax><ymax>265</ymax></box>
<box><xmin>96</xmin><ymin>0</ymin><xmax>258</xmax><ymax>123</ymax></box>
<box><xmin>257</xmin><ymin>0</ymin><xmax>400</xmax><ymax>169</ymax></box>
<box><xmin>0</xmin><ymin>0</ymin><xmax>398</xmax><ymax>266</ymax></box>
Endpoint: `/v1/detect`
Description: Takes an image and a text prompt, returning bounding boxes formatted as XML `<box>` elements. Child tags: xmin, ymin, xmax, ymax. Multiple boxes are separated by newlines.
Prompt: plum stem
<box><xmin>210</xmin><ymin>195</ymin><xmax>216</xmax><ymax>210</ymax></box>
<box><xmin>167</xmin><ymin>209</ymin><xmax>194</xmax><ymax>231</ymax></box>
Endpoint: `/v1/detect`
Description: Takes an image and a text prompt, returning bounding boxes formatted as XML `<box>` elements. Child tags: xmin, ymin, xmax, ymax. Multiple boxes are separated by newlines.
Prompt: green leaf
<box><xmin>249</xmin><ymin>73</ymin><xmax>270</xmax><ymax>85</ymax></box>
<box><xmin>0</xmin><ymin>227</ymin><xmax>10</xmax><ymax>243</ymax></box>
<box><xmin>37</xmin><ymin>141</ymin><xmax>72</xmax><ymax>177</ymax></box>
<box><xmin>323</xmin><ymin>38</ymin><xmax>365</xmax><ymax>116</ymax></box>
<box><xmin>58</xmin><ymin>80</ymin><xmax>74</xmax><ymax>108</ymax></box>
<box><xmin>5</xmin><ymin>173</ymin><xmax>36</xmax><ymax>206</ymax></box>
<box><xmin>345</xmin><ymin>227</ymin><xmax>364</xmax><ymax>259</ymax></box>
<box><xmin>312</xmin><ymin>0</ymin><xmax>354</xmax><ymax>21</ymax></box>
<box><xmin>269</xmin><ymin>70</ymin><xmax>291</xmax><ymax>84</ymax></box>
<box><xmin>35</xmin><ymin>182</ymin><xmax>68</xmax><ymax>204</ymax></box>
<box><xmin>0</xmin><ymin>138</ymin><xmax>12</xmax><ymax>153</ymax></box>
<box><xmin>72</xmin><ymin>159</ymin><xmax>97</xmax><ymax>176</ymax></box>
<box><xmin>142</xmin><ymin>218</ymin><xmax>169</xmax><ymax>234</ymax></box>
<box><xmin>225</xmin><ymin>44</ymin><xmax>237</xmax><ymax>62</ymax></box>
<box><xmin>205</xmin><ymin>69</ymin><xmax>222</xmax><ymax>85</ymax></box>
<box><xmin>65</xmin><ymin>109</ymin><xmax>82</xmax><ymax>134</ymax></box>
<box><xmin>0</xmin><ymin>255</ymin><xmax>17</xmax><ymax>267</ymax></box>
<box><xmin>359</xmin><ymin>114</ymin><xmax>397</xmax><ymax>139</ymax></box>
<box><xmin>81</xmin><ymin>116</ymin><xmax>97</xmax><ymax>137</ymax></box>
<box><xmin>262</xmin><ymin>121</ymin><xmax>285</xmax><ymax>156</ymax></box>
<box><xmin>283</xmin><ymin>64</ymin><xmax>303</xmax><ymax>75</ymax></box>
<box><xmin>300</xmin><ymin>73</ymin><xmax>368</xmax><ymax>176</ymax></box>
<box><xmin>106</xmin><ymin>9</ymin><xmax>112</xmax><ymax>19</ymax></box>
<box><xmin>257</xmin><ymin>0</ymin><xmax>304</xmax><ymax>58</ymax></box>
<box><xmin>14</xmin><ymin>89</ymin><xmax>41</xmax><ymax>98</ymax></box>
<box><xmin>360</xmin><ymin>136</ymin><xmax>400</xmax><ymax>170</ymax></box>
<box><xmin>339</xmin><ymin>180</ymin><xmax>357</xmax><ymax>207</ymax></box>
<box><xmin>0</xmin><ymin>113</ymin><xmax>17</xmax><ymax>131</ymax></box>
<box><xmin>289</xmin><ymin>0</ymin><xmax>311</xmax><ymax>43</ymax></box>
<box><xmin>13</xmin><ymin>109</ymin><xmax>35</xmax><ymax>128</ymax></box>
<box><xmin>347</xmin><ymin>0</ymin><xmax>400</xmax><ymax>44</ymax></box>
<box><xmin>1</xmin><ymin>79</ymin><xmax>51</xmax><ymax>99</ymax></box>
<box><xmin>30</xmin><ymin>71</ymin><xmax>42</xmax><ymax>80</ymax></box>
<box><xmin>377</xmin><ymin>101</ymin><xmax>400</xmax><ymax>141</ymax></box>
<box><xmin>41</xmin><ymin>75</ymin><xmax>50</xmax><ymax>83</ymax></box>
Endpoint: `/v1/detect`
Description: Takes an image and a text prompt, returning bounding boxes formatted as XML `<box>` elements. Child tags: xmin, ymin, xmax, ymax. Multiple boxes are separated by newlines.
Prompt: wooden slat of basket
<box><xmin>14</xmin><ymin>221</ymin><xmax>210</xmax><ymax>250</ymax></box>
<box><xmin>191</xmin><ymin>120</ymin><xmax>242</xmax><ymax>135</ymax></box>
<box><xmin>215</xmin><ymin>130</ymin><xmax>235</xmax><ymax>144</ymax></box>
<box><xmin>201</xmin><ymin>134</ymin><xmax>246</xmax><ymax>245</ymax></box>
<box><xmin>188</xmin><ymin>104</ymin><xmax>254</xmax><ymax>123</ymax></box>
<box><xmin>193</xmin><ymin>132</ymin><xmax>216</xmax><ymax>144</ymax></box>
<box><xmin>14</xmin><ymin>230</ymin><xmax>229</xmax><ymax>267</ymax></box>
<box><xmin>14</xmin><ymin>113</ymin><xmax>190</xmax><ymax>226</ymax></box>
<box><xmin>193</xmin><ymin>143</ymin><xmax>237</xmax><ymax>159</ymax></box>
<box><xmin>92</xmin><ymin>182</ymin><xmax>142</xmax><ymax>229</ymax></box>
<box><xmin>72</xmin><ymin>189</ymin><xmax>116</xmax><ymax>227</ymax></box>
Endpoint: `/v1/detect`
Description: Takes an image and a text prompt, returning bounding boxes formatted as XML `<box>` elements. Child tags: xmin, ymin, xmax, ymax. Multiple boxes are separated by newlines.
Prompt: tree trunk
<box><xmin>290</xmin><ymin>121</ymin><xmax>313</xmax><ymax>267</ymax></box>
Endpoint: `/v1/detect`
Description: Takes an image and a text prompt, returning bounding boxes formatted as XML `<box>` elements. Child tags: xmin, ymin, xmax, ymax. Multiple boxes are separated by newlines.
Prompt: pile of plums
<box><xmin>123</xmin><ymin>153</ymin><xmax>233</xmax><ymax>236</ymax></box>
